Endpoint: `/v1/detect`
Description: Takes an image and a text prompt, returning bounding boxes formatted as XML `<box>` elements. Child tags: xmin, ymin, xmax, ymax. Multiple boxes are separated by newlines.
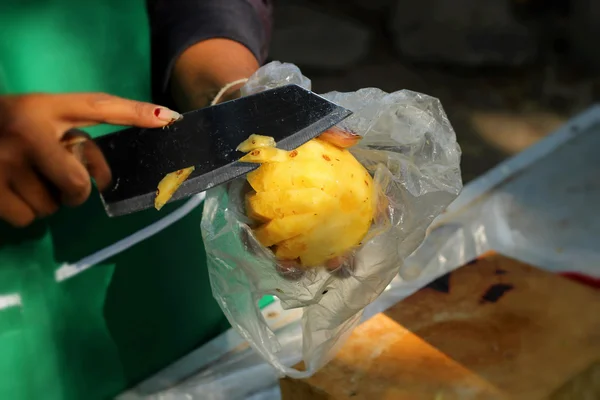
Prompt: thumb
<box><xmin>52</xmin><ymin>93</ymin><xmax>182</xmax><ymax>131</ymax></box>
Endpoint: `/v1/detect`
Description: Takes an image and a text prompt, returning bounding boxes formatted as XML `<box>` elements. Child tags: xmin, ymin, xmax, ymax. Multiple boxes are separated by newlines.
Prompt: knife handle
<box><xmin>60</xmin><ymin>128</ymin><xmax>113</xmax><ymax>192</ymax></box>
<box><xmin>60</xmin><ymin>129</ymin><xmax>93</xmax><ymax>165</ymax></box>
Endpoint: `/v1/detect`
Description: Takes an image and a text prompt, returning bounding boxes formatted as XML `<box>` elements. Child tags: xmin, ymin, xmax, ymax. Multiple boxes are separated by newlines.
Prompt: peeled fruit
<box><xmin>155</xmin><ymin>166</ymin><xmax>195</xmax><ymax>210</ymax></box>
<box><xmin>246</xmin><ymin>188</ymin><xmax>334</xmax><ymax>222</ymax></box>
<box><xmin>236</xmin><ymin>134</ymin><xmax>277</xmax><ymax>152</ymax></box>
<box><xmin>239</xmin><ymin>147</ymin><xmax>290</xmax><ymax>163</ymax></box>
<box><xmin>240</xmin><ymin>130</ymin><xmax>375</xmax><ymax>268</ymax></box>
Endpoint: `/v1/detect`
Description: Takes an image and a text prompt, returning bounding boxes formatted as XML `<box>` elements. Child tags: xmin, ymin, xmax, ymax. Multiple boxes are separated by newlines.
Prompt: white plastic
<box><xmin>201</xmin><ymin>61</ymin><xmax>462</xmax><ymax>378</ymax></box>
<box><xmin>402</xmin><ymin>104</ymin><xmax>600</xmax><ymax>280</ymax></box>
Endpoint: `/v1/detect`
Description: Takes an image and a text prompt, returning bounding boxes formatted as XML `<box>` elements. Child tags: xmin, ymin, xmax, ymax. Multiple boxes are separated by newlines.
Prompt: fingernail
<box><xmin>154</xmin><ymin>107</ymin><xmax>182</xmax><ymax>123</ymax></box>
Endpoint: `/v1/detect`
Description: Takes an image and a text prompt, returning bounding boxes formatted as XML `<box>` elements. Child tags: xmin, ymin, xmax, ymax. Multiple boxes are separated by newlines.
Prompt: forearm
<box><xmin>146</xmin><ymin>0</ymin><xmax>272</xmax><ymax>111</ymax></box>
<box><xmin>170</xmin><ymin>38</ymin><xmax>259</xmax><ymax>111</ymax></box>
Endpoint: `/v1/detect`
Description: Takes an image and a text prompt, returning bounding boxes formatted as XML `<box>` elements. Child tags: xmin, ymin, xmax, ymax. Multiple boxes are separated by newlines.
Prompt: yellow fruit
<box><xmin>241</xmin><ymin>136</ymin><xmax>375</xmax><ymax>267</ymax></box>
<box><xmin>253</xmin><ymin>213</ymin><xmax>324</xmax><ymax>247</ymax></box>
<box><xmin>246</xmin><ymin>188</ymin><xmax>334</xmax><ymax>222</ymax></box>
<box><xmin>239</xmin><ymin>147</ymin><xmax>290</xmax><ymax>163</ymax></box>
<box><xmin>236</xmin><ymin>134</ymin><xmax>277</xmax><ymax>152</ymax></box>
<box><xmin>155</xmin><ymin>166</ymin><xmax>195</xmax><ymax>210</ymax></box>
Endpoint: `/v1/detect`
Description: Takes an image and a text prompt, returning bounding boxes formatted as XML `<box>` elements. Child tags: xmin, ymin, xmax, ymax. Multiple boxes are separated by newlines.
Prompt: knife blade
<box><xmin>92</xmin><ymin>84</ymin><xmax>352</xmax><ymax>217</ymax></box>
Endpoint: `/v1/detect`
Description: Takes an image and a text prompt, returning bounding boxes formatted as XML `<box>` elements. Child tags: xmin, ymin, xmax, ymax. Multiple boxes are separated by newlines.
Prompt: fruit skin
<box><xmin>245</xmin><ymin>137</ymin><xmax>375</xmax><ymax>268</ymax></box>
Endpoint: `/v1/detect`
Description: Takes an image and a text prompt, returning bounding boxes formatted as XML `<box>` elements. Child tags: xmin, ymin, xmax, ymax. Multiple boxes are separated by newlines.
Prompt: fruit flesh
<box><xmin>236</xmin><ymin>134</ymin><xmax>277</xmax><ymax>152</ymax></box>
<box><xmin>239</xmin><ymin>147</ymin><xmax>290</xmax><ymax>163</ymax></box>
<box><xmin>155</xmin><ymin>166</ymin><xmax>195</xmax><ymax>210</ymax></box>
<box><xmin>241</xmin><ymin>130</ymin><xmax>375</xmax><ymax>268</ymax></box>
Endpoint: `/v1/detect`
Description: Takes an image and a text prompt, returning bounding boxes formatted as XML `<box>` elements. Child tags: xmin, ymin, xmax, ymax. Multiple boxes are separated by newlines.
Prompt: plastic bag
<box><xmin>200</xmin><ymin>61</ymin><xmax>462</xmax><ymax>378</ymax></box>
<box><xmin>403</xmin><ymin>104</ymin><xmax>600</xmax><ymax>280</ymax></box>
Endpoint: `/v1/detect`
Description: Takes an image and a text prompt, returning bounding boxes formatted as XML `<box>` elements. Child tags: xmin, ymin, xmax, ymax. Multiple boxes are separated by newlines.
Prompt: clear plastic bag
<box><xmin>200</xmin><ymin>61</ymin><xmax>462</xmax><ymax>378</ymax></box>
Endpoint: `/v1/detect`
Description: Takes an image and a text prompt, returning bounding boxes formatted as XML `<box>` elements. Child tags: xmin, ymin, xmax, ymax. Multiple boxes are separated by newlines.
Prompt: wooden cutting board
<box><xmin>280</xmin><ymin>253</ymin><xmax>600</xmax><ymax>400</ymax></box>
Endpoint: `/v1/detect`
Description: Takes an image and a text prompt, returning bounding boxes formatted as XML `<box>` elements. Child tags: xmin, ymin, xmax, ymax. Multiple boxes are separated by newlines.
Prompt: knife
<box><xmin>69</xmin><ymin>84</ymin><xmax>352</xmax><ymax>217</ymax></box>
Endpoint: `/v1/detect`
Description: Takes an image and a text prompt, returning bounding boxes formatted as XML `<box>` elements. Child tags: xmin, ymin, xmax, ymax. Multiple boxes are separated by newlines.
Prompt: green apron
<box><xmin>0</xmin><ymin>1</ymin><xmax>231</xmax><ymax>398</ymax></box>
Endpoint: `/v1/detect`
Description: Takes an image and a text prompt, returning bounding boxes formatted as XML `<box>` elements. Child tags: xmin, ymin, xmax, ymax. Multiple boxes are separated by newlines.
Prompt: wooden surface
<box><xmin>280</xmin><ymin>253</ymin><xmax>600</xmax><ymax>400</ymax></box>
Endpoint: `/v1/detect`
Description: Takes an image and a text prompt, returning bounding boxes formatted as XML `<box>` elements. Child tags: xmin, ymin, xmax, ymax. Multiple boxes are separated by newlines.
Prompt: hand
<box><xmin>170</xmin><ymin>38</ymin><xmax>260</xmax><ymax>111</ymax></box>
<box><xmin>0</xmin><ymin>92</ymin><xmax>181</xmax><ymax>227</ymax></box>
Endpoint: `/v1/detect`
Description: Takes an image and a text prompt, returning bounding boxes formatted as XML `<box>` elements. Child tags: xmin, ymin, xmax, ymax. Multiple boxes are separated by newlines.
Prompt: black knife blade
<box><xmin>94</xmin><ymin>84</ymin><xmax>352</xmax><ymax>217</ymax></box>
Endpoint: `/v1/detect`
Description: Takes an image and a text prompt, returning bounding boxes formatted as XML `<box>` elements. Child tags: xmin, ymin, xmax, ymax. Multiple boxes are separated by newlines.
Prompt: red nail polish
<box><xmin>154</xmin><ymin>107</ymin><xmax>182</xmax><ymax>123</ymax></box>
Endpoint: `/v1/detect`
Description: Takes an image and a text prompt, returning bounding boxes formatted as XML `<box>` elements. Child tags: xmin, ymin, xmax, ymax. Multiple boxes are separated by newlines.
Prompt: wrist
<box><xmin>170</xmin><ymin>38</ymin><xmax>260</xmax><ymax>111</ymax></box>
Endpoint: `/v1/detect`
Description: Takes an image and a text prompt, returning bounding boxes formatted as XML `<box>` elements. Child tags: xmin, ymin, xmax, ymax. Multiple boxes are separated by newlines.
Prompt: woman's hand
<box><xmin>0</xmin><ymin>92</ymin><xmax>181</xmax><ymax>227</ymax></box>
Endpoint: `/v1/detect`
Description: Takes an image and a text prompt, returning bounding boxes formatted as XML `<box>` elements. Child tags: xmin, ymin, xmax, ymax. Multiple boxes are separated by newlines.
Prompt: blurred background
<box><xmin>267</xmin><ymin>0</ymin><xmax>600</xmax><ymax>182</ymax></box>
